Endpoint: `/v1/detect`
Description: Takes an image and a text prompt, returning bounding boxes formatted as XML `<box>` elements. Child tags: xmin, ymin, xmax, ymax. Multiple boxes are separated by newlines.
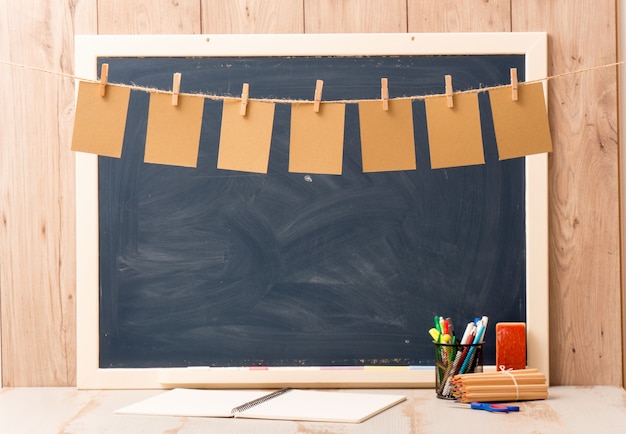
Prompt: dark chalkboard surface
<box><xmin>75</xmin><ymin>33</ymin><xmax>549</xmax><ymax>388</ymax></box>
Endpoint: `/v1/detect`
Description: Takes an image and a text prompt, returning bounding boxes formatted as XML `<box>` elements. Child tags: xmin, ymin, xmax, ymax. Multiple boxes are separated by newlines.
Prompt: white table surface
<box><xmin>1</xmin><ymin>386</ymin><xmax>625</xmax><ymax>433</ymax></box>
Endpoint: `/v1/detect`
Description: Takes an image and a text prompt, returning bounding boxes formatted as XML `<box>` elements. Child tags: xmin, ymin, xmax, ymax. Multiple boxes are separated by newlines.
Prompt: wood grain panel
<box><xmin>0</xmin><ymin>0</ymin><xmax>89</xmax><ymax>385</ymax></box>
<box><xmin>74</xmin><ymin>0</ymin><xmax>98</xmax><ymax>34</ymax></box>
<box><xmin>304</xmin><ymin>0</ymin><xmax>407</xmax><ymax>33</ymax></box>
<box><xmin>513</xmin><ymin>0</ymin><xmax>621</xmax><ymax>385</ymax></box>
<box><xmin>201</xmin><ymin>0</ymin><xmax>304</xmax><ymax>33</ymax></box>
<box><xmin>616</xmin><ymin>0</ymin><xmax>626</xmax><ymax>387</ymax></box>
<box><xmin>98</xmin><ymin>0</ymin><xmax>201</xmax><ymax>34</ymax></box>
<box><xmin>0</xmin><ymin>0</ymin><xmax>621</xmax><ymax>387</ymax></box>
<box><xmin>408</xmin><ymin>0</ymin><xmax>511</xmax><ymax>32</ymax></box>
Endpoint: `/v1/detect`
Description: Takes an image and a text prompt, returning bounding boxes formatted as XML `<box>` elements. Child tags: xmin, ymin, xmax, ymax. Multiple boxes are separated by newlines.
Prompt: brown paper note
<box><xmin>71</xmin><ymin>81</ymin><xmax>131</xmax><ymax>158</ymax></box>
<box><xmin>489</xmin><ymin>82</ymin><xmax>553</xmax><ymax>160</ymax></box>
<box><xmin>144</xmin><ymin>92</ymin><xmax>205</xmax><ymax>168</ymax></box>
<box><xmin>425</xmin><ymin>92</ymin><xmax>485</xmax><ymax>169</ymax></box>
<box><xmin>289</xmin><ymin>102</ymin><xmax>346</xmax><ymax>175</ymax></box>
<box><xmin>218</xmin><ymin>99</ymin><xmax>276</xmax><ymax>174</ymax></box>
<box><xmin>358</xmin><ymin>99</ymin><xmax>416</xmax><ymax>173</ymax></box>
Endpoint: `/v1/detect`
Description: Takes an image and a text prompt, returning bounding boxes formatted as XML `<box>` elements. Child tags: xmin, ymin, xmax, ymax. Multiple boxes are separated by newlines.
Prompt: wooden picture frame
<box><xmin>75</xmin><ymin>32</ymin><xmax>548</xmax><ymax>389</ymax></box>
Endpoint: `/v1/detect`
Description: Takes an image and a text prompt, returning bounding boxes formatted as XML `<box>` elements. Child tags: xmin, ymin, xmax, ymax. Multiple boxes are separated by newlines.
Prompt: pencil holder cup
<box><xmin>434</xmin><ymin>342</ymin><xmax>483</xmax><ymax>399</ymax></box>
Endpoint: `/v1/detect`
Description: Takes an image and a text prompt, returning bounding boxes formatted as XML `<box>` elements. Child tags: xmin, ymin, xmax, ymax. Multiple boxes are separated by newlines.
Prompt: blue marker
<box><xmin>459</xmin><ymin>316</ymin><xmax>488</xmax><ymax>374</ymax></box>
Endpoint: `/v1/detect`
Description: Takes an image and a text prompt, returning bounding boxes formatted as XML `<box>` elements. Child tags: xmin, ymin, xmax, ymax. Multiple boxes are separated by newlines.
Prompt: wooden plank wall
<box><xmin>0</xmin><ymin>0</ymin><xmax>620</xmax><ymax>387</ymax></box>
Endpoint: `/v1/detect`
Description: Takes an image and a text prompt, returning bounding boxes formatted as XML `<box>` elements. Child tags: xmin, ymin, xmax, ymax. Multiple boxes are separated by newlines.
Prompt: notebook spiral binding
<box><xmin>230</xmin><ymin>388</ymin><xmax>293</xmax><ymax>414</ymax></box>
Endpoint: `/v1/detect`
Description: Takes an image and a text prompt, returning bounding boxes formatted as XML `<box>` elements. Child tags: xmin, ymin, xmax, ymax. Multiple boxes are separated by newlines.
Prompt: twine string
<box><xmin>498</xmin><ymin>364</ymin><xmax>520</xmax><ymax>401</ymax></box>
<box><xmin>0</xmin><ymin>58</ymin><xmax>624</xmax><ymax>105</ymax></box>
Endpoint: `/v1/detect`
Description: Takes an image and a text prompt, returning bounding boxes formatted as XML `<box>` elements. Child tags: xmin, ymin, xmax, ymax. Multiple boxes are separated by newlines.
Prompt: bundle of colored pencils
<box><xmin>450</xmin><ymin>368</ymin><xmax>548</xmax><ymax>402</ymax></box>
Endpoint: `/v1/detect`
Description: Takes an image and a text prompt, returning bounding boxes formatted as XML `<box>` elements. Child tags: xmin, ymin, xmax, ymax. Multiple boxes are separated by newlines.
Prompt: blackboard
<box><xmin>75</xmin><ymin>33</ymin><xmax>549</xmax><ymax>389</ymax></box>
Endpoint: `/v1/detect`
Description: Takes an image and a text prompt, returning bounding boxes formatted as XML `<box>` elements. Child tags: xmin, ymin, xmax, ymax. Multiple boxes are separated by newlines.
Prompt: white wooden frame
<box><xmin>75</xmin><ymin>32</ymin><xmax>549</xmax><ymax>389</ymax></box>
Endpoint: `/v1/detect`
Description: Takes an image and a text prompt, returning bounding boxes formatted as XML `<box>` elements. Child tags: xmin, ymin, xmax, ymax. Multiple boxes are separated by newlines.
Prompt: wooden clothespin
<box><xmin>510</xmin><ymin>68</ymin><xmax>519</xmax><ymax>101</ymax></box>
<box><xmin>240</xmin><ymin>83</ymin><xmax>250</xmax><ymax>116</ymax></box>
<box><xmin>99</xmin><ymin>63</ymin><xmax>109</xmax><ymax>97</ymax></box>
<box><xmin>171</xmin><ymin>72</ymin><xmax>182</xmax><ymax>106</ymax></box>
<box><xmin>381</xmin><ymin>78</ymin><xmax>389</xmax><ymax>111</ymax></box>
<box><xmin>445</xmin><ymin>75</ymin><xmax>453</xmax><ymax>108</ymax></box>
<box><xmin>313</xmin><ymin>79</ymin><xmax>324</xmax><ymax>113</ymax></box>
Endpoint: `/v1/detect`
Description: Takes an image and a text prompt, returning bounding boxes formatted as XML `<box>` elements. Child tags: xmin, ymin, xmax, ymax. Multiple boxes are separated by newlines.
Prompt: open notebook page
<box><xmin>237</xmin><ymin>389</ymin><xmax>406</xmax><ymax>423</ymax></box>
<box><xmin>115</xmin><ymin>389</ymin><xmax>268</xmax><ymax>418</ymax></box>
<box><xmin>116</xmin><ymin>388</ymin><xmax>406</xmax><ymax>423</ymax></box>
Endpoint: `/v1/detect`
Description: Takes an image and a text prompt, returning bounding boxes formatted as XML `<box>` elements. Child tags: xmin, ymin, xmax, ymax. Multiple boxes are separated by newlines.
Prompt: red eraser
<box><xmin>496</xmin><ymin>322</ymin><xmax>526</xmax><ymax>370</ymax></box>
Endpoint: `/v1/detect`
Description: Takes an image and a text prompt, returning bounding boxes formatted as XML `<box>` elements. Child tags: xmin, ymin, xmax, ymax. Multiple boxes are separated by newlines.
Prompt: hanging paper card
<box><xmin>218</xmin><ymin>99</ymin><xmax>275</xmax><ymax>174</ymax></box>
<box><xmin>358</xmin><ymin>99</ymin><xmax>416</xmax><ymax>173</ymax></box>
<box><xmin>71</xmin><ymin>81</ymin><xmax>130</xmax><ymax>158</ymax></box>
<box><xmin>489</xmin><ymin>82</ymin><xmax>553</xmax><ymax>160</ymax></box>
<box><xmin>289</xmin><ymin>102</ymin><xmax>346</xmax><ymax>175</ymax></box>
<box><xmin>143</xmin><ymin>92</ymin><xmax>204</xmax><ymax>167</ymax></box>
<box><xmin>425</xmin><ymin>93</ymin><xmax>485</xmax><ymax>169</ymax></box>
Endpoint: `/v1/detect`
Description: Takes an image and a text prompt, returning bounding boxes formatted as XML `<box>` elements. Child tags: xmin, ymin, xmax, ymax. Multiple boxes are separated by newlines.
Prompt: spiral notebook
<box><xmin>115</xmin><ymin>388</ymin><xmax>406</xmax><ymax>423</ymax></box>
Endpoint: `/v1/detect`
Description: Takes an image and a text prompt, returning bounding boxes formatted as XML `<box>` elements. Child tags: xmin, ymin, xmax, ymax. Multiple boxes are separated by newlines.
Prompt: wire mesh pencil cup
<box><xmin>434</xmin><ymin>341</ymin><xmax>483</xmax><ymax>399</ymax></box>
